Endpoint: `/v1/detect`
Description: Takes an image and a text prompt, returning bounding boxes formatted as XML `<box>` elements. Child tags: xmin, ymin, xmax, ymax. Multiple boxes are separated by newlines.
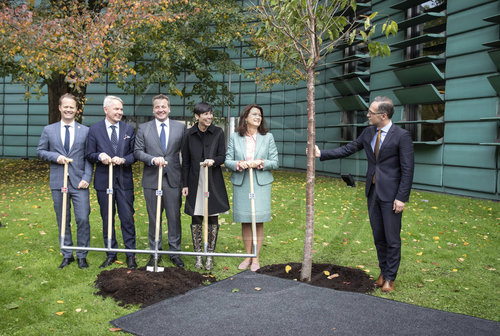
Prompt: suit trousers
<box><xmin>143</xmin><ymin>176</ymin><xmax>182</xmax><ymax>255</ymax></box>
<box><xmin>96</xmin><ymin>188</ymin><xmax>136</xmax><ymax>257</ymax></box>
<box><xmin>51</xmin><ymin>186</ymin><xmax>90</xmax><ymax>258</ymax></box>
<box><xmin>367</xmin><ymin>186</ymin><xmax>402</xmax><ymax>281</ymax></box>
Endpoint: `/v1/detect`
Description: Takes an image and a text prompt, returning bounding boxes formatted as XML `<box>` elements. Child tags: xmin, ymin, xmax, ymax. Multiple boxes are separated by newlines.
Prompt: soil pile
<box><xmin>95</xmin><ymin>267</ymin><xmax>216</xmax><ymax>308</ymax></box>
<box><xmin>257</xmin><ymin>263</ymin><xmax>375</xmax><ymax>293</ymax></box>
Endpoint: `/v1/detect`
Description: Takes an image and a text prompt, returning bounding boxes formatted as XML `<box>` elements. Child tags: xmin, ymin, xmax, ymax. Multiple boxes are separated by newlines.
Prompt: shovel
<box><xmin>60</xmin><ymin>159</ymin><xmax>73</xmax><ymax>249</ymax></box>
<box><xmin>147</xmin><ymin>164</ymin><xmax>166</xmax><ymax>272</ymax></box>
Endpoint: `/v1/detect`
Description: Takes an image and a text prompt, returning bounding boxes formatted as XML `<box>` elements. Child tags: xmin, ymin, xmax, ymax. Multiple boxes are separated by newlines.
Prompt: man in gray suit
<box><xmin>134</xmin><ymin>94</ymin><xmax>185</xmax><ymax>268</ymax></box>
<box><xmin>37</xmin><ymin>93</ymin><xmax>93</xmax><ymax>269</ymax></box>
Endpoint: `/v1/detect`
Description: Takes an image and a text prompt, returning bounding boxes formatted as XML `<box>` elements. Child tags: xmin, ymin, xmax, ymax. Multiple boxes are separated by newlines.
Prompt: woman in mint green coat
<box><xmin>224</xmin><ymin>104</ymin><xmax>279</xmax><ymax>271</ymax></box>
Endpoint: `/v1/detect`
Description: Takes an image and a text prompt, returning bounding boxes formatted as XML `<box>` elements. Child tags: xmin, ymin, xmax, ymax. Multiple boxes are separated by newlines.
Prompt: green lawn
<box><xmin>0</xmin><ymin>159</ymin><xmax>498</xmax><ymax>335</ymax></box>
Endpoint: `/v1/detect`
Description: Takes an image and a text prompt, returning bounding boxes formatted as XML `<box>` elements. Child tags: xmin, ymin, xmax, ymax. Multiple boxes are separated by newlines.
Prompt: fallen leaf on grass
<box><xmin>109</xmin><ymin>328</ymin><xmax>122</xmax><ymax>332</ymax></box>
<box><xmin>452</xmin><ymin>269</ymin><xmax>458</xmax><ymax>272</ymax></box>
<box><xmin>75</xmin><ymin>308</ymin><xmax>82</xmax><ymax>313</ymax></box>
<box><xmin>486</xmin><ymin>266</ymin><xmax>496</xmax><ymax>271</ymax></box>
<box><xmin>327</xmin><ymin>273</ymin><xmax>339</xmax><ymax>279</ymax></box>
<box><xmin>56</xmin><ymin>300</ymin><xmax>64</xmax><ymax>304</ymax></box>
<box><xmin>223</xmin><ymin>266</ymin><xmax>229</xmax><ymax>270</ymax></box>
<box><xmin>55</xmin><ymin>312</ymin><xmax>65</xmax><ymax>316</ymax></box>
<box><xmin>416</xmin><ymin>252</ymin><xmax>423</xmax><ymax>256</ymax></box>
<box><xmin>457</xmin><ymin>258</ymin><xmax>464</xmax><ymax>262</ymax></box>
<box><xmin>5</xmin><ymin>303</ymin><xmax>19</xmax><ymax>310</ymax></box>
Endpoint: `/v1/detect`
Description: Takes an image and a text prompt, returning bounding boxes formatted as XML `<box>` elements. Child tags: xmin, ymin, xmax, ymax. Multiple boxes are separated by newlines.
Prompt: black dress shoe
<box><xmin>126</xmin><ymin>256</ymin><xmax>137</xmax><ymax>269</ymax></box>
<box><xmin>146</xmin><ymin>255</ymin><xmax>162</xmax><ymax>267</ymax></box>
<box><xmin>77</xmin><ymin>258</ymin><xmax>89</xmax><ymax>269</ymax></box>
<box><xmin>171</xmin><ymin>256</ymin><xmax>184</xmax><ymax>268</ymax></box>
<box><xmin>58</xmin><ymin>256</ymin><xmax>75</xmax><ymax>269</ymax></box>
<box><xmin>99</xmin><ymin>256</ymin><xmax>117</xmax><ymax>268</ymax></box>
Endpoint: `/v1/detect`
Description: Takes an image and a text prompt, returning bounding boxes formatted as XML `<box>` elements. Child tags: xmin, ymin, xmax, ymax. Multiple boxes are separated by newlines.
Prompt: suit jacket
<box><xmin>224</xmin><ymin>132</ymin><xmax>279</xmax><ymax>186</ymax></box>
<box><xmin>134</xmin><ymin>118</ymin><xmax>185</xmax><ymax>189</ymax></box>
<box><xmin>86</xmin><ymin>119</ymin><xmax>136</xmax><ymax>191</ymax></box>
<box><xmin>320</xmin><ymin>124</ymin><xmax>414</xmax><ymax>202</ymax></box>
<box><xmin>37</xmin><ymin>121</ymin><xmax>93</xmax><ymax>190</ymax></box>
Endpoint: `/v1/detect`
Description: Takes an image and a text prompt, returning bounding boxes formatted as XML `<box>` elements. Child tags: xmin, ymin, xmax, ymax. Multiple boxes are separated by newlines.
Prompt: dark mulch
<box><xmin>95</xmin><ymin>263</ymin><xmax>374</xmax><ymax>308</ymax></box>
<box><xmin>94</xmin><ymin>267</ymin><xmax>216</xmax><ymax>308</ymax></box>
<box><xmin>257</xmin><ymin>263</ymin><xmax>375</xmax><ymax>293</ymax></box>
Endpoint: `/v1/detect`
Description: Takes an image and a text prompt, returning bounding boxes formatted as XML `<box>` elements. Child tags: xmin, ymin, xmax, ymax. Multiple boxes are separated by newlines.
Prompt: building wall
<box><xmin>0</xmin><ymin>0</ymin><xmax>498</xmax><ymax>200</ymax></box>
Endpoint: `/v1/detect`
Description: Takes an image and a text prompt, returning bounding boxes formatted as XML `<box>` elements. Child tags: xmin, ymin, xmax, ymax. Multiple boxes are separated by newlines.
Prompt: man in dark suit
<box><xmin>37</xmin><ymin>93</ymin><xmax>92</xmax><ymax>269</ymax></box>
<box><xmin>86</xmin><ymin>95</ymin><xmax>137</xmax><ymax>269</ymax></box>
<box><xmin>134</xmin><ymin>94</ymin><xmax>185</xmax><ymax>268</ymax></box>
<box><xmin>315</xmin><ymin>96</ymin><xmax>414</xmax><ymax>292</ymax></box>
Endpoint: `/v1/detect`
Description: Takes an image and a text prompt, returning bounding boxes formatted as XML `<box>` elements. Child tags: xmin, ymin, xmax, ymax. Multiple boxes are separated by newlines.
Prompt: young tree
<box><xmin>250</xmin><ymin>0</ymin><xmax>397</xmax><ymax>282</ymax></box>
<box><xmin>0</xmin><ymin>0</ymin><xmax>246</xmax><ymax>123</ymax></box>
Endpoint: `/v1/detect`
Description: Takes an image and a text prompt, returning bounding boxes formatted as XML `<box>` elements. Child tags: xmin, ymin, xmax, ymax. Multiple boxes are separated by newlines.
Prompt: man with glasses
<box><xmin>314</xmin><ymin>96</ymin><xmax>414</xmax><ymax>292</ymax></box>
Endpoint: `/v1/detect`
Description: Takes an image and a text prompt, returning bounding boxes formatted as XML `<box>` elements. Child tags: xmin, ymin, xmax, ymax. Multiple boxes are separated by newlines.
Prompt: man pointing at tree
<box><xmin>314</xmin><ymin>96</ymin><xmax>414</xmax><ymax>292</ymax></box>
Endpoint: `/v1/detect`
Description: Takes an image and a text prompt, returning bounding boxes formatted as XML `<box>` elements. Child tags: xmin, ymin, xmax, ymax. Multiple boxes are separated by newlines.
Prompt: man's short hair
<box><xmin>59</xmin><ymin>93</ymin><xmax>77</xmax><ymax>106</ymax></box>
<box><xmin>152</xmin><ymin>94</ymin><xmax>170</xmax><ymax>107</ymax></box>
<box><xmin>103</xmin><ymin>95</ymin><xmax>123</xmax><ymax>109</ymax></box>
<box><xmin>373</xmin><ymin>96</ymin><xmax>394</xmax><ymax>119</ymax></box>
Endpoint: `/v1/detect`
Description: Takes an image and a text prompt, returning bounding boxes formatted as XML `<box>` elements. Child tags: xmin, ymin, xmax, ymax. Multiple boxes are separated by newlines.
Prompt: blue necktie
<box><xmin>160</xmin><ymin>123</ymin><xmax>166</xmax><ymax>152</ymax></box>
<box><xmin>110</xmin><ymin>125</ymin><xmax>118</xmax><ymax>153</ymax></box>
<box><xmin>64</xmin><ymin>125</ymin><xmax>70</xmax><ymax>153</ymax></box>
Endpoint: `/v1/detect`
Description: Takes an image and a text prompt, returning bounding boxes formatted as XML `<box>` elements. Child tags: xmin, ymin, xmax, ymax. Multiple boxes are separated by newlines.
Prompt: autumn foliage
<box><xmin>0</xmin><ymin>0</ymin><xmax>246</xmax><ymax>122</ymax></box>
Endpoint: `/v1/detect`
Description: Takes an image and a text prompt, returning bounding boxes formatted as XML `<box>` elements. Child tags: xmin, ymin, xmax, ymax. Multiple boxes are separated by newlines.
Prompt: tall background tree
<box><xmin>0</xmin><ymin>0</ymin><xmax>247</xmax><ymax>123</ymax></box>
<box><xmin>250</xmin><ymin>0</ymin><xmax>397</xmax><ymax>282</ymax></box>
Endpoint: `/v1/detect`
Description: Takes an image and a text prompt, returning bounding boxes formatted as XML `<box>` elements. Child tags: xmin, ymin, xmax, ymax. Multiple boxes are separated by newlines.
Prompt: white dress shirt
<box><xmin>371</xmin><ymin>121</ymin><xmax>392</xmax><ymax>153</ymax></box>
<box><xmin>60</xmin><ymin>120</ymin><xmax>75</xmax><ymax>151</ymax></box>
<box><xmin>155</xmin><ymin>118</ymin><xmax>169</xmax><ymax>151</ymax></box>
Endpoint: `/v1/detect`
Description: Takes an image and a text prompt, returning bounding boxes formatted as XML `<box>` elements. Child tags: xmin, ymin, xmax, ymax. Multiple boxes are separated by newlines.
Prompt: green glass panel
<box><xmin>333</xmin><ymin>95</ymin><xmax>369</xmax><ymax>111</ymax></box>
<box><xmin>390</xmin><ymin>56</ymin><xmax>443</xmax><ymax>68</ymax></box>
<box><xmin>394</xmin><ymin>62</ymin><xmax>444</xmax><ymax>86</ymax></box>
<box><xmin>333</xmin><ymin>77</ymin><xmax>369</xmax><ymax>95</ymax></box>
<box><xmin>390</xmin><ymin>33</ymin><xmax>445</xmax><ymax>49</ymax></box>
<box><xmin>484</xmin><ymin>13</ymin><xmax>500</xmax><ymax>24</ymax></box>
<box><xmin>394</xmin><ymin>84</ymin><xmax>443</xmax><ymax>104</ymax></box>
<box><xmin>398</xmin><ymin>12</ymin><xmax>445</xmax><ymax>29</ymax></box>
<box><xmin>444</xmin><ymin>144</ymin><xmax>496</xmax><ymax>169</ymax></box>
<box><xmin>487</xmin><ymin>74</ymin><xmax>500</xmax><ymax>95</ymax></box>
<box><xmin>413</xmin><ymin>164</ymin><xmax>442</xmax><ymax>186</ymax></box>
<box><xmin>488</xmin><ymin>50</ymin><xmax>500</xmax><ymax>71</ymax></box>
<box><xmin>443</xmin><ymin>166</ymin><xmax>496</xmax><ymax>193</ymax></box>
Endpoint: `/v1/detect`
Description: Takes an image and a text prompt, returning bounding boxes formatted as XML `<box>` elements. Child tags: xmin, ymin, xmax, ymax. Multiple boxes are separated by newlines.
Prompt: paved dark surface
<box><xmin>112</xmin><ymin>270</ymin><xmax>500</xmax><ymax>336</ymax></box>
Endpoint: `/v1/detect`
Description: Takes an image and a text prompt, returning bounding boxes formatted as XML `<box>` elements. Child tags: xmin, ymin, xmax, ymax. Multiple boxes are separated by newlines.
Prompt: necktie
<box><xmin>372</xmin><ymin>129</ymin><xmax>381</xmax><ymax>184</ymax></box>
<box><xmin>110</xmin><ymin>125</ymin><xmax>118</xmax><ymax>153</ymax></box>
<box><xmin>64</xmin><ymin>125</ymin><xmax>70</xmax><ymax>153</ymax></box>
<box><xmin>374</xmin><ymin>129</ymin><xmax>381</xmax><ymax>159</ymax></box>
<box><xmin>160</xmin><ymin>123</ymin><xmax>166</xmax><ymax>152</ymax></box>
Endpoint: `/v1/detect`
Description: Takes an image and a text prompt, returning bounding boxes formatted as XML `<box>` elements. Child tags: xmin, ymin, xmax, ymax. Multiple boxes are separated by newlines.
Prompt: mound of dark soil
<box><xmin>257</xmin><ymin>263</ymin><xmax>375</xmax><ymax>293</ymax></box>
<box><xmin>95</xmin><ymin>267</ymin><xmax>216</xmax><ymax>308</ymax></box>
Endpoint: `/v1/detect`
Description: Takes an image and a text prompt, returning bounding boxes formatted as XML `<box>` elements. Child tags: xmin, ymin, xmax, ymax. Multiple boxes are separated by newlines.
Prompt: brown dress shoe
<box><xmin>374</xmin><ymin>274</ymin><xmax>384</xmax><ymax>288</ymax></box>
<box><xmin>381</xmin><ymin>280</ymin><xmax>395</xmax><ymax>293</ymax></box>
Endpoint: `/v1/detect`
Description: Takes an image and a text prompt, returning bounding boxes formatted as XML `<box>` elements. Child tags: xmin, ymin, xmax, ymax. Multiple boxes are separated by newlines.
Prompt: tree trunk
<box><xmin>47</xmin><ymin>74</ymin><xmax>86</xmax><ymax>124</ymax></box>
<box><xmin>300</xmin><ymin>65</ymin><xmax>317</xmax><ymax>282</ymax></box>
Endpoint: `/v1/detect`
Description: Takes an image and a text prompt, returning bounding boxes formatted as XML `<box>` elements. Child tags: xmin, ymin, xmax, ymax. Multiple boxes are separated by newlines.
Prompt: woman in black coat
<box><xmin>181</xmin><ymin>102</ymin><xmax>229</xmax><ymax>270</ymax></box>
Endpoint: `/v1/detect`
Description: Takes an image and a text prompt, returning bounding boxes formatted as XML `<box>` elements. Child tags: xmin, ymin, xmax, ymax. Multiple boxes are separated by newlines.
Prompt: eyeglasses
<box><xmin>367</xmin><ymin>110</ymin><xmax>385</xmax><ymax>116</ymax></box>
